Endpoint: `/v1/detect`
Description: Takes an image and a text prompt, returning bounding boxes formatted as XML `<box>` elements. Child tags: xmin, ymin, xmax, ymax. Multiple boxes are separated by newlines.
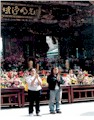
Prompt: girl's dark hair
<box><xmin>50</xmin><ymin>66</ymin><xmax>58</xmax><ymax>75</ymax></box>
<box><xmin>51</xmin><ymin>67</ymin><xmax>54</xmax><ymax>75</ymax></box>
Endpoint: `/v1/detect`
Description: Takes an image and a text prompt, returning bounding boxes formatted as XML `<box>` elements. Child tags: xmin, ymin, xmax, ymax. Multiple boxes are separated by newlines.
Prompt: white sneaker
<box><xmin>29</xmin><ymin>113</ymin><xmax>33</xmax><ymax>116</ymax></box>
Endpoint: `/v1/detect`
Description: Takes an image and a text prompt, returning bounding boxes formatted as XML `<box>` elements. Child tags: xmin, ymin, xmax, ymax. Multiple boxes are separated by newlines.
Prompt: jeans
<box><xmin>59</xmin><ymin>88</ymin><xmax>62</xmax><ymax>104</ymax></box>
<box><xmin>49</xmin><ymin>89</ymin><xmax>60</xmax><ymax>112</ymax></box>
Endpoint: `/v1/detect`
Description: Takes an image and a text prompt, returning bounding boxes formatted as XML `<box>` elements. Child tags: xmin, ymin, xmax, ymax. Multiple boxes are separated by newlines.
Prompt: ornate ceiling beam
<box><xmin>22</xmin><ymin>1</ymin><xmax>90</xmax><ymax>7</ymax></box>
<box><xmin>46</xmin><ymin>1</ymin><xmax>90</xmax><ymax>7</ymax></box>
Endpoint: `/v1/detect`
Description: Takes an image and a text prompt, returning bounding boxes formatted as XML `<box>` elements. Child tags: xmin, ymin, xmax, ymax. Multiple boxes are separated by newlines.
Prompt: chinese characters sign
<box><xmin>1</xmin><ymin>2</ymin><xmax>40</xmax><ymax>20</ymax></box>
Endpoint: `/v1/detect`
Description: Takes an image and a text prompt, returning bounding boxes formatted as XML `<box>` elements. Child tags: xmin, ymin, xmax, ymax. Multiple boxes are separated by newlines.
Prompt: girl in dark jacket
<box><xmin>47</xmin><ymin>67</ymin><xmax>64</xmax><ymax>114</ymax></box>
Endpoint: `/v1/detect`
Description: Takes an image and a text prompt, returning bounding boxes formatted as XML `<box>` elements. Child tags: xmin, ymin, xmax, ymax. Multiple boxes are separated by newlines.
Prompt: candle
<box><xmin>76</xmin><ymin>48</ymin><xmax>79</xmax><ymax>58</ymax></box>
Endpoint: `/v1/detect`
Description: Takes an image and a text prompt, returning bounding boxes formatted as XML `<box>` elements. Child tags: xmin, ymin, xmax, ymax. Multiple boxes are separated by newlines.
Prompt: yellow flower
<box><xmin>24</xmin><ymin>83</ymin><xmax>28</xmax><ymax>91</ymax></box>
<box><xmin>71</xmin><ymin>78</ymin><xmax>78</xmax><ymax>85</ymax></box>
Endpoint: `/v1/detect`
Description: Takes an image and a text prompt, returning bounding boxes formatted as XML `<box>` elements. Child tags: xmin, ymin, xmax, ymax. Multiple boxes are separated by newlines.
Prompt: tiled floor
<box><xmin>1</xmin><ymin>102</ymin><xmax>94</xmax><ymax>120</ymax></box>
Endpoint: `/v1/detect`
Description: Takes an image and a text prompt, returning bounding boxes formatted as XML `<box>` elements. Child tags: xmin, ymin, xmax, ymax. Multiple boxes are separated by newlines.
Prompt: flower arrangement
<box><xmin>62</xmin><ymin>73</ymin><xmax>70</xmax><ymax>86</ymax></box>
<box><xmin>77</xmin><ymin>71</ymin><xmax>94</xmax><ymax>85</ymax></box>
<box><xmin>1</xmin><ymin>54</ymin><xmax>25</xmax><ymax>71</ymax></box>
<box><xmin>1</xmin><ymin>70</ymin><xmax>94</xmax><ymax>90</ymax></box>
<box><xmin>0</xmin><ymin>71</ymin><xmax>25</xmax><ymax>89</ymax></box>
<box><xmin>70</xmin><ymin>78</ymin><xmax>78</xmax><ymax>85</ymax></box>
<box><xmin>62</xmin><ymin>70</ymin><xmax>94</xmax><ymax>85</ymax></box>
<box><xmin>63</xmin><ymin>72</ymin><xmax>78</xmax><ymax>85</ymax></box>
<box><xmin>0</xmin><ymin>70</ymin><xmax>48</xmax><ymax>90</ymax></box>
<box><xmin>41</xmin><ymin>75</ymin><xmax>48</xmax><ymax>86</ymax></box>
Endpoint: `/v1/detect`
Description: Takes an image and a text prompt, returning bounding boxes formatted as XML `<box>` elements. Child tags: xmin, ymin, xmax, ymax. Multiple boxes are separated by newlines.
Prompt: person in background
<box><xmin>47</xmin><ymin>67</ymin><xmax>65</xmax><ymax>114</ymax></box>
<box><xmin>26</xmin><ymin>68</ymin><xmax>42</xmax><ymax>116</ymax></box>
<box><xmin>27</xmin><ymin>57</ymin><xmax>35</xmax><ymax>70</ymax></box>
<box><xmin>26</xmin><ymin>57</ymin><xmax>39</xmax><ymax>72</ymax></box>
<box><xmin>68</xmin><ymin>69</ymin><xmax>77</xmax><ymax>80</ymax></box>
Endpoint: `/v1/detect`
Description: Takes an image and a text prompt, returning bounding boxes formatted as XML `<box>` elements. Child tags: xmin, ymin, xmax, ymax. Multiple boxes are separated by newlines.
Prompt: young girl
<box><xmin>47</xmin><ymin>67</ymin><xmax>64</xmax><ymax>114</ymax></box>
<box><xmin>26</xmin><ymin>68</ymin><xmax>42</xmax><ymax>116</ymax></box>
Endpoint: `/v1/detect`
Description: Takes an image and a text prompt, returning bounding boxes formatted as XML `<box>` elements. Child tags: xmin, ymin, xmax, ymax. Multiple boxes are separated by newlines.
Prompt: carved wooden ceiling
<box><xmin>1</xmin><ymin>1</ymin><xmax>94</xmax><ymax>37</ymax></box>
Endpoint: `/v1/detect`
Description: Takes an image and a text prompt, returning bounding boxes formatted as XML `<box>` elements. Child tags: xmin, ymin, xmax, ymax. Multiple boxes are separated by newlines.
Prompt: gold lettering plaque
<box><xmin>1</xmin><ymin>2</ymin><xmax>40</xmax><ymax>20</ymax></box>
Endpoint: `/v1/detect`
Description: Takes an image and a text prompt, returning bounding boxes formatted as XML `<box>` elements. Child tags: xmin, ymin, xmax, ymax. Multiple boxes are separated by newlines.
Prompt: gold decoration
<box><xmin>2</xmin><ymin>6</ymin><xmax>11</xmax><ymax>14</ymax></box>
<box><xmin>12</xmin><ymin>6</ymin><xmax>19</xmax><ymax>15</ymax></box>
<box><xmin>2</xmin><ymin>5</ymin><xmax>37</xmax><ymax>17</ymax></box>
<box><xmin>28</xmin><ymin>8</ymin><xmax>36</xmax><ymax>15</ymax></box>
<box><xmin>20</xmin><ymin>7</ymin><xmax>28</xmax><ymax>15</ymax></box>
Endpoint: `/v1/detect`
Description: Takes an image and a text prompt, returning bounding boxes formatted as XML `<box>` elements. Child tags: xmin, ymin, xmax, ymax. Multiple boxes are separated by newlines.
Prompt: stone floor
<box><xmin>1</xmin><ymin>101</ymin><xmax>94</xmax><ymax>120</ymax></box>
